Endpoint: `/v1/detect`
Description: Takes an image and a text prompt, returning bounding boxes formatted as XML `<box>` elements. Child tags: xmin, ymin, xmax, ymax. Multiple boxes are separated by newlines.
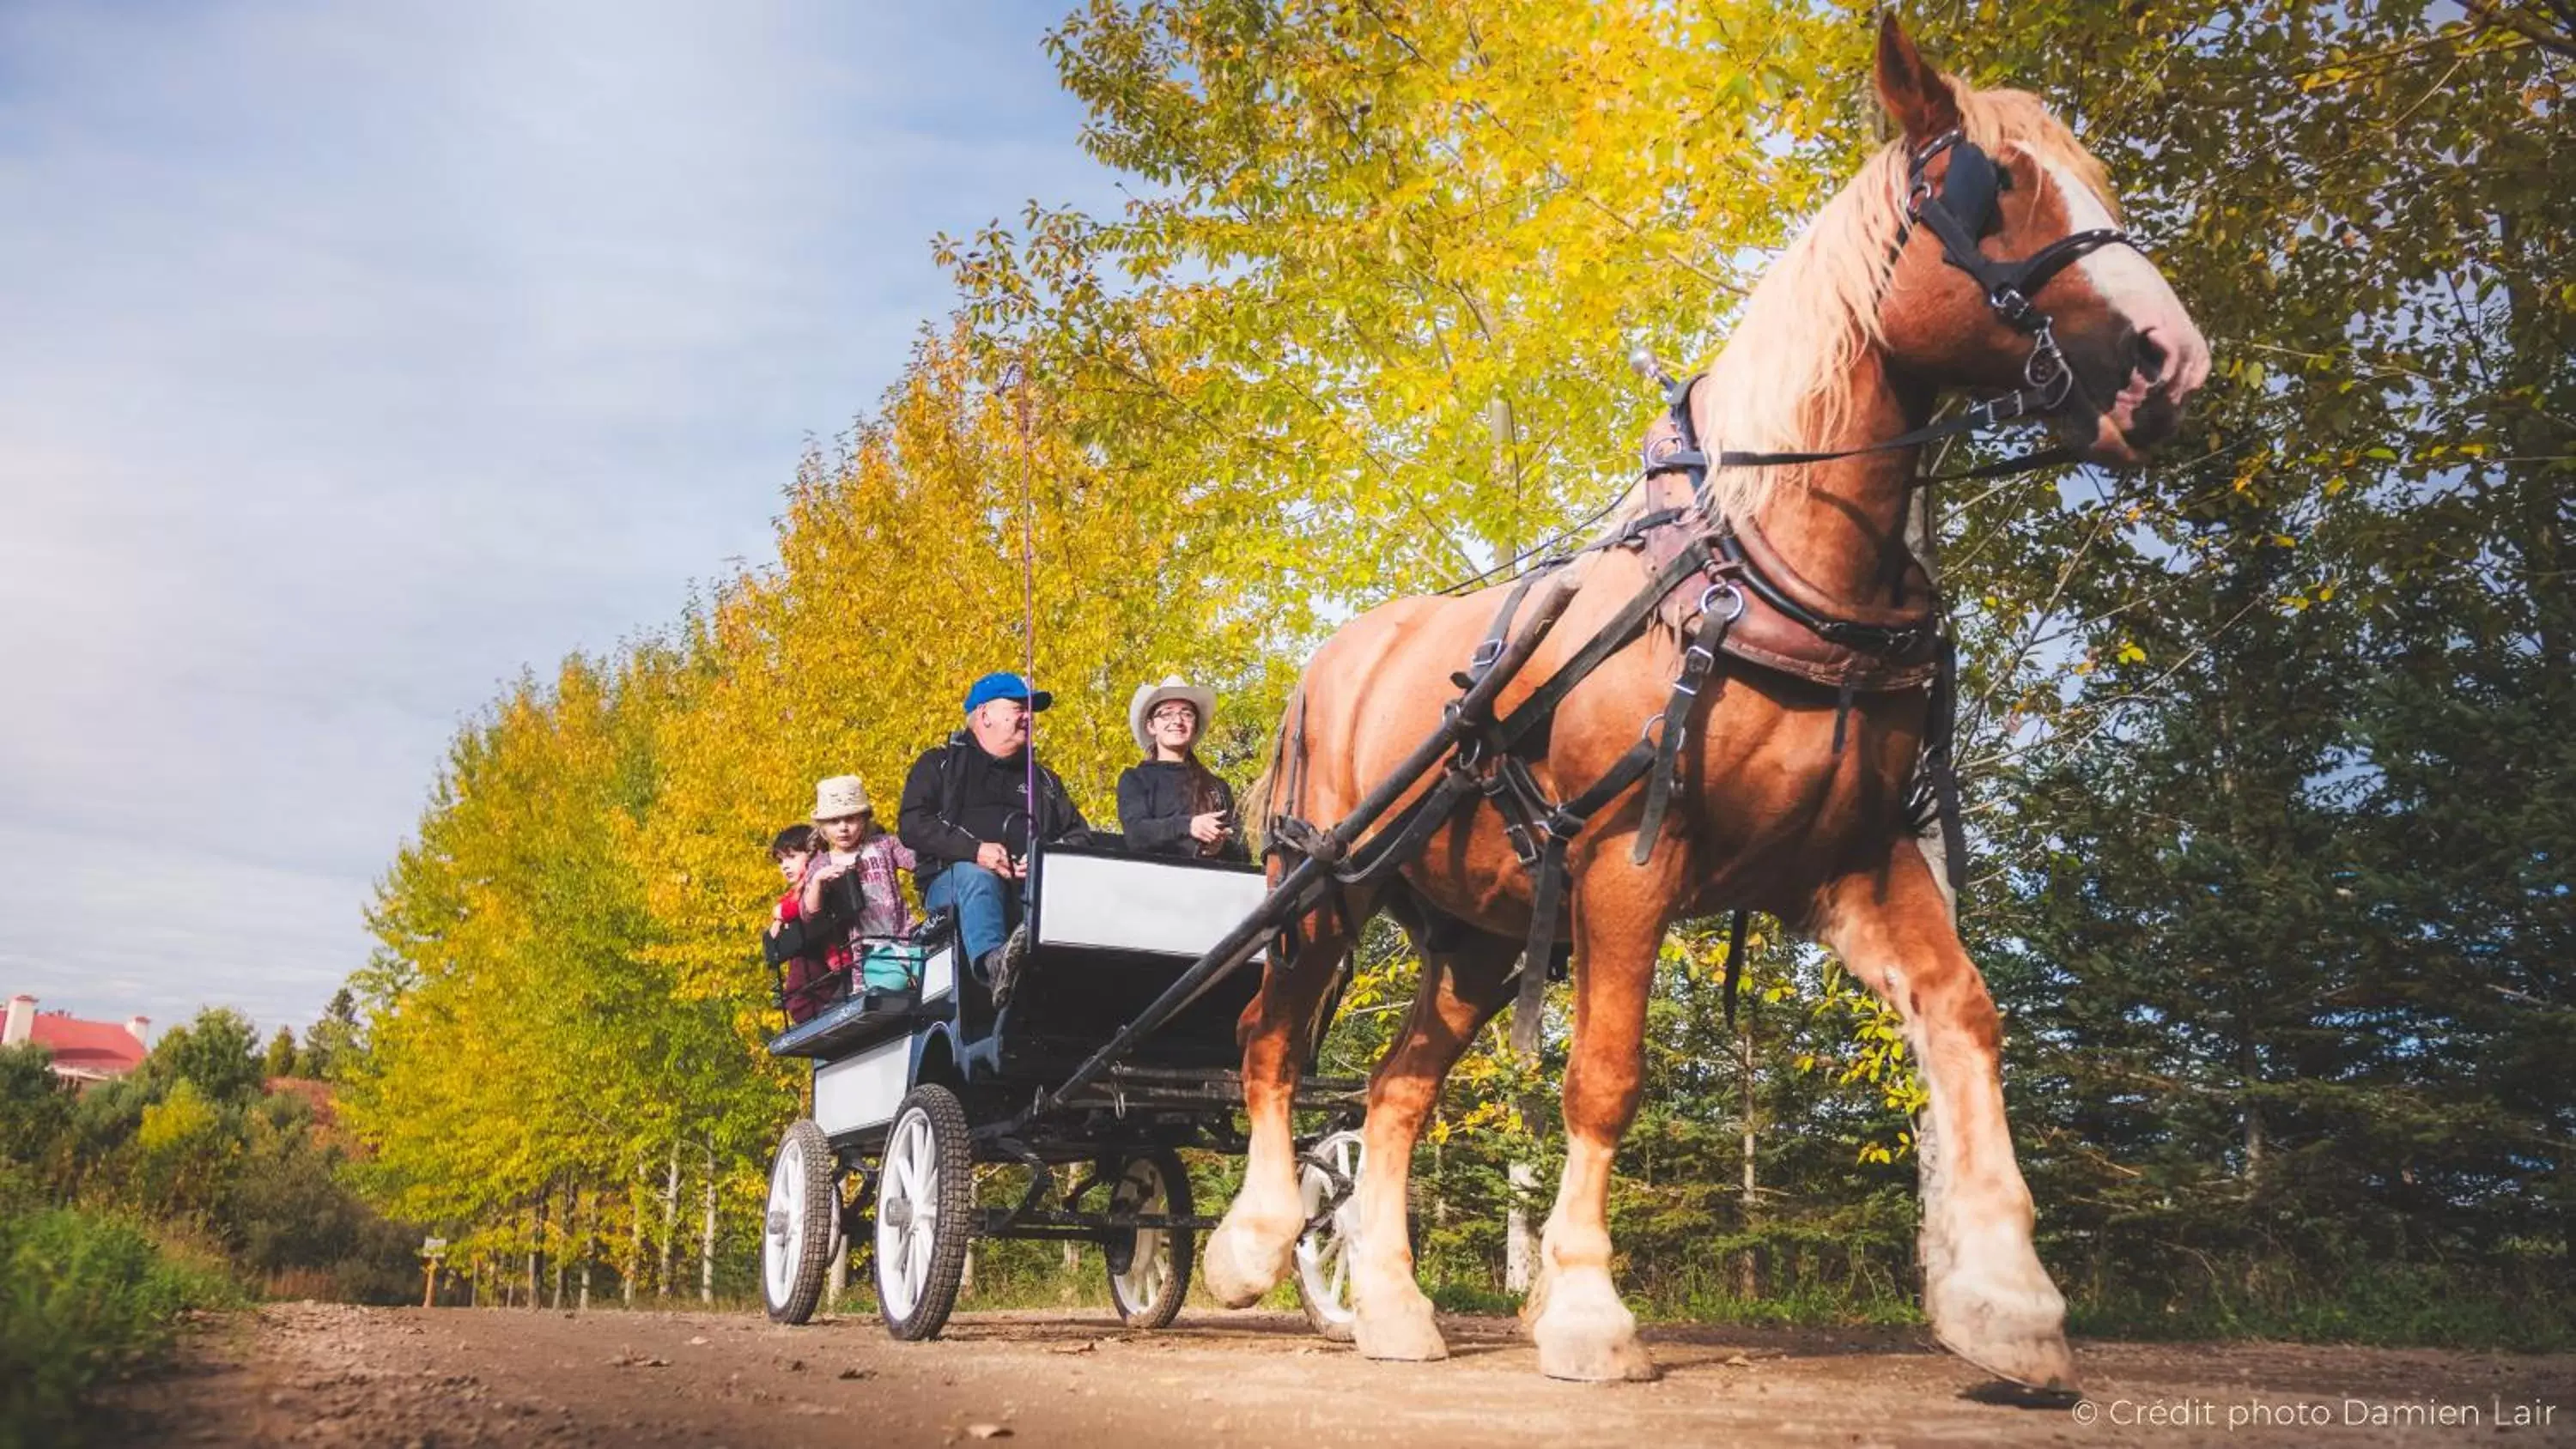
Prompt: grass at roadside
<box><xmin>0</xmin><ymin>1201</ymin><xmax>243</xmax><ymax>1449</ymax></box>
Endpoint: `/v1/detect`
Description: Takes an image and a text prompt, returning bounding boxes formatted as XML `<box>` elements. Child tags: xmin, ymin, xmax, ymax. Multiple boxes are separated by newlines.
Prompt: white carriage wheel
<box><xmin>1104</xmin><ymin>1149</ymin><xmax>1194</xmax><ymax>1331</ymax></box>
<box><xmin>762</xmin><ymin>1119</ymin><xmax>836</xmax><ymax>1325</ymax></box>
<box><xmin>1294</xmin><ymin>1129</ymin><xmax>1364</xmax><ymax>1342</ymax></box>
<box><xmin>874</xmin><ymin>1084</ymin><xmax>974</xmax><ymax>1341</ymax></box>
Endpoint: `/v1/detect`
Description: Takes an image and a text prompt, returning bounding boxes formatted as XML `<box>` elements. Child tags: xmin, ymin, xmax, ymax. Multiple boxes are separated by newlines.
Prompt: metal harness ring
<box><xmin>1698</xmin><ymin>580</ymin><xmax>1747</xmax><ymax>623</ymax></box>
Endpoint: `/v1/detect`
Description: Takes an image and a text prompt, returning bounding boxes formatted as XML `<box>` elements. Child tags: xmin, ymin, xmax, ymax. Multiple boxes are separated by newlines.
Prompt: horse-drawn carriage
<box><xmin>750</xmin><ymin>15</ymin><xmax>2208</xmax><ymax>1391</ymax></box>
<box><xmin>757</xmin><ymin>844</ymin><xmax>1365</xmax><ymax>1342</ymax></box>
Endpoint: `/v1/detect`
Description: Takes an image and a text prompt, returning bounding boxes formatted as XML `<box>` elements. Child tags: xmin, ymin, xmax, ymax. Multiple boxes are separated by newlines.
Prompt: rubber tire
<box><xmin>1103</xmin><ymin>1149</ymin><xmax>1194</xmax><ymax>1331</ymax></box>
<box><xmin>875</xmin><ymin>1084</ymin><xmax>975</xmax><ymax>1342</ymax></box>
<box><xmin>762</xmin><ymin>1120</ymin><xmax>836</xmax><ymax>1325</ymax></box>
<box><xmin>1295</xmin><ymin>1131</ymin><xmax>1362</xmax><ymax>1343</ymax></box>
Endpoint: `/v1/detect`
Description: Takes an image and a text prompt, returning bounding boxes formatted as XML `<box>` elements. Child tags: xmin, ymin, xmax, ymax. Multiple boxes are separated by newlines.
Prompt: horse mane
<box><xmin>1682</xmin><ymin>79</ymin><xmax>2118</xmax><ymax>524</ymax></box>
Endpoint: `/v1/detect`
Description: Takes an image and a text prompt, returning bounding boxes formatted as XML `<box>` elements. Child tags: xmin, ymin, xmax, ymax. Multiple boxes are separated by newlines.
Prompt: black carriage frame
<box><xmin>767</xmin><ymin>844</ymin><xmax>1363</xmax><ymax>1255</ymax></box>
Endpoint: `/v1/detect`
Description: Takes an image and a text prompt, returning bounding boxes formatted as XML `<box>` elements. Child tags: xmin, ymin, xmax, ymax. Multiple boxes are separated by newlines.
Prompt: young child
<box><xmin>801</xmin><ymin>775</ymin><xmax>920</xmax><ymax>997</ymax></box>
<box><xmin>763</xmin><ymin>824</ymin><xmax>837</xmax><ymax>1023</ymax></box>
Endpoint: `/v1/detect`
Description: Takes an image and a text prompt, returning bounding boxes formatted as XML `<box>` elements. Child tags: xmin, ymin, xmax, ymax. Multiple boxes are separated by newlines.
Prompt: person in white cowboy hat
<box><xmin>1117</xmin><ymin>676</ymin><xmax>1246</xmax><ymax>862</ymax></box>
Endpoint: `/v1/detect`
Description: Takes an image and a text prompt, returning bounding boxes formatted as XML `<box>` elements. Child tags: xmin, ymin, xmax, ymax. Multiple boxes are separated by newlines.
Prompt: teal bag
<box><xmin>859</xmin><ymin>942</ymin><xmax>926</xmax><ymax>994</ymax></box>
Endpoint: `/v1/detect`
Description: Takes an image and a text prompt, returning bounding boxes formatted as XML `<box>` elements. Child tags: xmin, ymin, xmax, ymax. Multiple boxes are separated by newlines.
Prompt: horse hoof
<box><xmin>1929</xmin><ymin>1276</ymin><xmax>2080</xmax><ymax>1392</ymax></box>
<box><xmin>1534</xmin><ymin>1325</ymin><xmax>1659</xmax><ymax>1383</ymax></box>
<box><xmin>1352</xmin><ymin>1296</ymin><xmax>1449</xmax><ymax>1362</ymax></box>
<box><xmin>1202</xmin><ymin>1220</ymin><xmax>1294</xmax><ymax>1308</ymax></box>
<box><xmin>1532</xmin><ymin>1295</ymin><xmax>1658</xmax><ymax>1382</ymax></box>
<box><xmin>1935</xmin><ymin>1321</ymin><xmax>2078</xmax><ymax>1393</ymax></box>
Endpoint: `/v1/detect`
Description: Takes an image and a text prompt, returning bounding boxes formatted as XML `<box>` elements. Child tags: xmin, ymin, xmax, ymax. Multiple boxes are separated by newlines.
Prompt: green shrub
<box><xmin>0</xmin><ymin>1203</ymin><xmax>240</xmax><ymax>1449</ymax></box>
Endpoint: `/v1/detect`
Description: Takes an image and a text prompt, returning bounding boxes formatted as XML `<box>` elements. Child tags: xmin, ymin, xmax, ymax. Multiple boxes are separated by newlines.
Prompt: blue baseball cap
<box><xmin>963</xmin><ymin>671</ymin><xmax>1052</xmax><ymax>714</ymax></box>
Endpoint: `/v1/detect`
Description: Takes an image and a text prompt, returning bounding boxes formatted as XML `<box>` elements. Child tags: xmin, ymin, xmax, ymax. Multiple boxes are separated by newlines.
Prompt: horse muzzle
<box><xmin>2052</xmin><ymin>317</ymin><xmax>2208</xmax><ymax>466</ymax></box>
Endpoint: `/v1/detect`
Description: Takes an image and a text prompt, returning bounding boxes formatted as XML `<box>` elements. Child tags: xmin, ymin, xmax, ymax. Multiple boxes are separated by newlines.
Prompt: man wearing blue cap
<box><xmin>897</xmin><ymin>670</ymin><xmax>1092</xmax><ymax>996</ymax></box>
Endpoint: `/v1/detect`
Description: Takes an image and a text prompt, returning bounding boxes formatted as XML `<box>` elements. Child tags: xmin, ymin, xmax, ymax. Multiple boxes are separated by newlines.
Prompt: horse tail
<box><xmin>1238</xmin><ymin>683</ymin><xmax>1304</xmax><ymax>855</ymax></box>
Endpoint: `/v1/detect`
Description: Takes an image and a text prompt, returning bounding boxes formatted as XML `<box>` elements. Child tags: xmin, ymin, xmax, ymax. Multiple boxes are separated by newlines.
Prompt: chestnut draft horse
<box><xmin>1200</xmin><ymin>17</ymin><xmax>2208</xmax><ymax>1389</ymax></box>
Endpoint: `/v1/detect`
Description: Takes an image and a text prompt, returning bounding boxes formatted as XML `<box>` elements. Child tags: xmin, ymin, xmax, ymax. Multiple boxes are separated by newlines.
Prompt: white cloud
<box><xmin>0</xmin><ymin>0</ymin><xmax>1118</xmax><ymax>1031</ymax></box>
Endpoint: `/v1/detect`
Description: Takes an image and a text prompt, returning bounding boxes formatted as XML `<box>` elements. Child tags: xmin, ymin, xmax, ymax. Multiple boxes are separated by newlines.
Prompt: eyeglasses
<box><xmin>1150</xmin><ymin>706</ymin><xmax>1199</xmax><ymax>723</ymax></box>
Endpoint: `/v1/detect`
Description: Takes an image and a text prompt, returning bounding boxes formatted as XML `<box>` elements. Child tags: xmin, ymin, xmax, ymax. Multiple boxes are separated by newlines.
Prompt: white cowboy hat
<box><xmin>1129</xmin><ymin>676</ymin><xmax>1217</xmax><ymax>755</ymax></box>
<box><xmin>811</xmin><ymin>774</ymin><xmax>872</xmax><ymax>821</ymax></box>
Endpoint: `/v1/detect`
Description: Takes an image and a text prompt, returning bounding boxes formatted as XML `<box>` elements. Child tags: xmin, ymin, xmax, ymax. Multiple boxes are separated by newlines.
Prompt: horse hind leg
<box><xmin>1346</xmin><ymin>917</ymin><xmax>1518</xmax><ymax>1361</ymax></box>
<box><xmin>1204</xmin><ymin>915</ymin><xmax>1351</xmax><ymax>1307</ymax></box>
<box><xmin>1814</xmin><ymin>840</ymin><xmax>2077</xmax><ymax>1391</ymax></box>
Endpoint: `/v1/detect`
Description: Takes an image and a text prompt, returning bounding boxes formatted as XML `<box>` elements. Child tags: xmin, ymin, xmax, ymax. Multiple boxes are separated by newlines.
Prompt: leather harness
<box><xmin>1263</xmin><ymin>127</ymin><xmax>2146</xmax><ymax>1048</ymax></box>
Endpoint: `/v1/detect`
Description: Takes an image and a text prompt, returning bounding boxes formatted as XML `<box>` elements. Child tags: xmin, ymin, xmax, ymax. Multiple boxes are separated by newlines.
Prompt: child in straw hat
<box><xmin>800</xmin><ymin>774</ymin><xmax>918</xmax><ymax>994</ymax></box>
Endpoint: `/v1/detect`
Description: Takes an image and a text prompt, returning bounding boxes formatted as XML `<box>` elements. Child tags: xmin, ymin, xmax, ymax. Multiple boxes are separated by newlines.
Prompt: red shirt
<box><xmin>772</xmin><ymin>891</ymin><xmax>841</xmax><ymax>1024</ymax></box>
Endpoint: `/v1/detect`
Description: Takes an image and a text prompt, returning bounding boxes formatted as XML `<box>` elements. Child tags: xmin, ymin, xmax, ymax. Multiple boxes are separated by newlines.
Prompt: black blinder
<box><xmin>1940</xmin><ymin>139</ymin><xmax>2001</xmax><ymax>233</ymax></box>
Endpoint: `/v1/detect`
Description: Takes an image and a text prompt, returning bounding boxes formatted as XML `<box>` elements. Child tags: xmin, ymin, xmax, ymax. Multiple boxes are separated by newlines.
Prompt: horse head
<box><xmin>1870</xmin><ymin>15</ymin><xmax>2208</xmax><ymax>465</ymax></box>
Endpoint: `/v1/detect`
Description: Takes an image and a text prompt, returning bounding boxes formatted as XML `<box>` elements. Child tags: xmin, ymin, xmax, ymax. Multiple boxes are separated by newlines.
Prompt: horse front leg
<box><xmin>1346</xmin><ymin>927</ymin><xmax>1519</xmax><ymax>1361</ymax></box>
<box><xmin>1205</xmin><ymin>926</ymin><xmax>1347</xmax><ymax>1307</ymax></box>
<box><xmin>1815</xmin><ymin>839</ymin><xmax>2077</xmax><ymax>1391</ymax></box>
<box><xmin>1523</xmin><ymin>869</ymin><xmax>1666</xmax><ymax>1382</ymax></box>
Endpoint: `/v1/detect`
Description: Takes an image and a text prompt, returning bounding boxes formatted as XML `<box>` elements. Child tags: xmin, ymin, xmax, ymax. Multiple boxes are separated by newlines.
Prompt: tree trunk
<box><xmin>659</xmin><ymin>1140</ymin><xmax>680</xmax><ymax>1298</ymax></box>
<box><xmin>1737</xmin><ymin>988</ymin><xmax>1760</xmax><ymax>1300</ymax></box>
<box><xmin>700</xmin><ymin>1141</ymin><xmax>719</xmax><ymax>1305</ymax></box>
<box><xmin>550</xmin><ymin>1179</ymin><xmax>568</xmax><ymax>1310</ymax></box>
<box><xmin>577</xmin><ymin>1185</ymin><xmax>592</xmax><ymax>1312</ymax></box>
<box><xmin>526</xmin><ymin>1197</ymin><xmax>544</xmax><ymax>1310</ymax></box>
<box><xmin>626</xmin><ymin>1175</ymin><xmax>642</xmax><ymax>1307</ymax></box>
<box><xmin>1505</xmin><ymin>1088</ymin><xmax>1541</xmax><ymax>1295</ymax></box>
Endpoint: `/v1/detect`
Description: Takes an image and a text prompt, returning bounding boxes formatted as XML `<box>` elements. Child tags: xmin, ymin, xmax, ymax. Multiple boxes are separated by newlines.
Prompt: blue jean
<box><xmin>925</xmin><ymin>862</ymin><xmax>1018</xmax><ymax>965</ymax></box>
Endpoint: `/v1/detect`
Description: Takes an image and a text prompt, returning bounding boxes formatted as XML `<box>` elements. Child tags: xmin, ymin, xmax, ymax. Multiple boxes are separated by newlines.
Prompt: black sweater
<box><xmin>898</xmin><ymin>733</ymin><xmax>1091</xmax><ymax>883</ymax></box>
<box><xmin>1116</xmin><ymin>759</ymin><xmax>1249</xmax><ymax>863</ymax></box>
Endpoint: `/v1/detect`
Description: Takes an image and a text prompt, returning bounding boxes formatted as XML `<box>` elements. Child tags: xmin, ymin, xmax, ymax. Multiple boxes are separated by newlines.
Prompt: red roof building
<box><xmin>3</xmin><ymin>994</ymin><xmax>149</xmax><ymax>1084</ymax></box>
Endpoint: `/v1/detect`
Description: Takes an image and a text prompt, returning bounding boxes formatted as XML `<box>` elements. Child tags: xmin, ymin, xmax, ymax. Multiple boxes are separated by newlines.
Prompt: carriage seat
<box><xmin>764</xmin><ymin>909</ymin><xmax>957</xmax><ymax>1059</ymax></box>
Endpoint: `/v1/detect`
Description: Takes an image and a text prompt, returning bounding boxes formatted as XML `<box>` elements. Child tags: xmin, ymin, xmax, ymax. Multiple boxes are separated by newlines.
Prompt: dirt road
<box><xmin>106</xmin><ymin>1302</ymin><xmax>2575</xmax><ymax>1448</ymax></box>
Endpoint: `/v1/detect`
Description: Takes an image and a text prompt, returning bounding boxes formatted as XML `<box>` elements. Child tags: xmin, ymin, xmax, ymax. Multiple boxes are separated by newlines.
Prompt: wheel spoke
<box><xmin>889</xmin><ymin>1130</ymin><xmax>918</xmax><ymax>1201</ymax></box>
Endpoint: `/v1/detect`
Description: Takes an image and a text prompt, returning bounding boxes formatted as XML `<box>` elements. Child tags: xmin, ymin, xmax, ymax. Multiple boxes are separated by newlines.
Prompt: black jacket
<box><xmin>898</xmin><ymin>732</ymin><xmax>1091</xmax><ymax>885</ymax></box>
<box><xmin>1116</xmin><ymin>759</ymin><xmax>1249</xmax><ymax>863</ymax></box>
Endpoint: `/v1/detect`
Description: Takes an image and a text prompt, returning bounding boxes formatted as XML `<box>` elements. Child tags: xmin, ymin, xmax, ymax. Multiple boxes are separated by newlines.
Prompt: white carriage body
<box><xmin>1030</xmin><ymin>850</ymin><xmax>1273</xmax><ymax>958</ymax></box>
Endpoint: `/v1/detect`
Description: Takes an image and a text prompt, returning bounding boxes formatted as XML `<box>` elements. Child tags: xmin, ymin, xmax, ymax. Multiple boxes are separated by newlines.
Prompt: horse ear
<box><xmin>1873</xmin><ymin>12</ymin><xmax>1960</xmax><ymax>143</ymax></box>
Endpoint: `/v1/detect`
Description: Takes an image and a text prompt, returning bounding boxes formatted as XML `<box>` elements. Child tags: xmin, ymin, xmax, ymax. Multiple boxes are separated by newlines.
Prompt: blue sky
<box><xmin>0</xmin><ymin>0</ymin><xmax>1120</xmax><ymax>1035</ymax></box>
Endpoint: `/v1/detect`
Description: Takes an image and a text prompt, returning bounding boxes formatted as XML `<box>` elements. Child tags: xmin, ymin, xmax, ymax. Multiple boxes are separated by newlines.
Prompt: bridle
<box><xmin>1656</xmin><ymin>126</ymin><xmax>2151</xmax><ymax>496</ymax></box>
<box><xmin>1900</xmin><ymin>129</ymin><xmax>2141</xmax><ymax>425</ymax></box>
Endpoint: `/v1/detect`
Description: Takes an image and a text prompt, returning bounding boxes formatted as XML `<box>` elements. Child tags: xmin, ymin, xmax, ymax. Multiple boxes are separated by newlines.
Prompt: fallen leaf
<box><xmin>1047</xmin><ymin>1341</ymin><xmax>1097</xmax><ymax>1355</ymax></box>
<box><xmin>838</xmin><ymin>1367</ymin><xmax>875</xmax><ymax>1381</ymax></box>
<box><xmin>687</xmin><ymin>1336</ymin><xmax>709</xmax><ymax>1346</ymax></box>
<box><xmin>1723</xmin><ymin>1354</ymin><xmax>1753</xmax><ymax>1367</ymax></box>
<box><xmin>967</xmin><ymin>1424</ymin><xmax>1012</xmax><ymax>1440</ymax></box>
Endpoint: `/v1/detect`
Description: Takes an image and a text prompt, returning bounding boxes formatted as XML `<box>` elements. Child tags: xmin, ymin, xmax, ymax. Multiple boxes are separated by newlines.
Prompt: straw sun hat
<box><xmin>1128</xmin><ymin>676</ymin><xmax>1217</xmax><ymax>755</ymax></box>
<box><xmin>811</xmin><ymin>774</ymin><xmax>872</xmax><ymax>821</ymax></box>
